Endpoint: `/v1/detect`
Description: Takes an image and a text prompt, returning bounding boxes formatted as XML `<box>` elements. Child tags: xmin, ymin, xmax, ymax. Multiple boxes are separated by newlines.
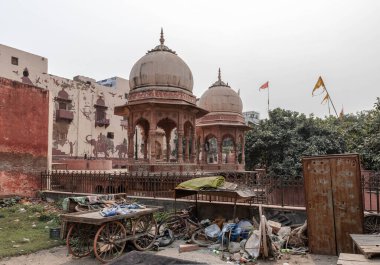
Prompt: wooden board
<box><xmin>303</xmin><ymin>154</ymin><xmax>364</xmax><ymax>255</ymax></box>
<box><xmin>351</xmin><ymin>234</ymin><xmax>380</xmax><ymax>259</ymax></box>
<box><xmin>332</xmin><ymin>156</ymin><xmax>364</xmax><ymax>253</ymax></box>
<box><xmin>60</xmin><ymin>206</ymin><xmax>161</xmax><ymax>225</ymax></box>
<box><xmin>337</xmin><ymin>253</ymin><xmax>380</xmax><ymax>264</ymax></box>
<box><xmin>303</xmin><ymin>158</ymin><xmax>336</xmax><ymax>255</ymax></box>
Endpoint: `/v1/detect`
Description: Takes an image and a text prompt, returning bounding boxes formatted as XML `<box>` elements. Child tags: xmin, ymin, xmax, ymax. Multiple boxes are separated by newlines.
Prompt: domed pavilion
<box><xmin>196</xmin><ymin>69</ymin><xmax>251</xmax><ymax>171</ymax></box>
<box><xmin>115</xmin><ymin>30</ymin><xmax>208</xmax><ymax>171</ymax></box>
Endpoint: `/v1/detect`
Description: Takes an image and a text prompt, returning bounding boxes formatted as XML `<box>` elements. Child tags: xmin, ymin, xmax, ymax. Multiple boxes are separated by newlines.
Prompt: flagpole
<box><xmin>323</xmin><ymin>86</ymin><xmax>338</xmax><ymax>117</ymax></box>
<box><xmin>267</xmin><ymin>86</ymin><xmax>270</xmax><ymax>115</ymax></box>
<box><xmin>327</xmin><ymin>98</ymin><xmax>331</xmax><ymax>115</ymax></box>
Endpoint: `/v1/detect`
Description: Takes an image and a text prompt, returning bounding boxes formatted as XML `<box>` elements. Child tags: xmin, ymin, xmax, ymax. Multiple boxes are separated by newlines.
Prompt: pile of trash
<box><xmin>62</xmin><ymin>194</ymin><xmax>132</xmax><ymax>212</ymax></box>
<box><xmin>99</xmin><ymin>203</ymin><xmax>146</xmax><ymax>217</ymax></box>
<box><xmin>156</xmin><ymin>207</ymin><xmax>308</xmax><ymax>264</ymax></box>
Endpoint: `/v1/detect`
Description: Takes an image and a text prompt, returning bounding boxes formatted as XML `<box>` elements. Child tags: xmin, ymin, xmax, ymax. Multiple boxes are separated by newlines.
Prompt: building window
<box><xmin>11</xmin><ymin>56</ymin><xmax>18</xmax><ymax>65</ymax></box>
<box><xmin>59</xmin><ymin>102</ymin><xmax>67</xmax><ymax>110</ymax></box>
<box><xmin>94</xmin><ymin>98</ymin><xmax>110</xmax><ymax>128</ymax></box>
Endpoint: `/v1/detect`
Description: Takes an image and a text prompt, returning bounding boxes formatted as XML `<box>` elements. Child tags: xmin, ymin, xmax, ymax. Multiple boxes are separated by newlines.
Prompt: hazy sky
<box><xmin>1</xmin><ymin>0</ymin><xmax>379</xmax><ymax>118</ymax></box>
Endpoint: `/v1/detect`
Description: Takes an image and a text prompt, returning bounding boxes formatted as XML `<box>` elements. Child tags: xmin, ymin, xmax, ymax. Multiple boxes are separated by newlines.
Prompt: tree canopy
<box><xmin>245</xmin><ymin>98</ymin><xmax>380</xmax><ymax>176</ymax></box>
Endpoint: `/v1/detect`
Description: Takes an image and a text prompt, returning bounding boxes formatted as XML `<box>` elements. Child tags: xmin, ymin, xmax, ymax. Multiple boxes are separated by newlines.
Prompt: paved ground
<box><xmin>0</xmin><ymin>243</ymin><xmax>338</xmax><ymax>265</ymax></box>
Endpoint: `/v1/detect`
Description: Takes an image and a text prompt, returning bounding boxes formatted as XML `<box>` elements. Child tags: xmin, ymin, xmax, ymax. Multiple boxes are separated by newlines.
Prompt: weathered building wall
<box><xmin>0</xmin><ymin>44</ymin><xmax>131</xmax><ymax>169</ymax></box>
<box><xmin>0</xmin><ymin>44</ymin><xmax>48</xmax><ymax>85</ymax></box>
<box><xmin>40</xmin><ymin>74</ymin><xmax>129</xmax><ymax>162</ymax></box>
<box><xmin>0</xmin><ymin>78</ymin><xmax>49</xmax><ymax>196</ymax></box>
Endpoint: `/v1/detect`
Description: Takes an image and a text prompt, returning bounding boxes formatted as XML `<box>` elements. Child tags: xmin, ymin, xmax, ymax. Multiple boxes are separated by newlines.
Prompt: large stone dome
<box><xmin>198</xmin><ymin>69</ymin><xmax>243</xmax><ymax>114</ymax></box>
<box><xmin>129</xmin><ymin>30</ymin><xmax>193</xmax><ymax>93</ymax></box>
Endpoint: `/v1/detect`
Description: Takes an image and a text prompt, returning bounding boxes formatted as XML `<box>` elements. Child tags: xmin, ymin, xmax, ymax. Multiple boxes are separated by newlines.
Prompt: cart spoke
<box><xmin>94</xmin><ymin>221</ymin><xmax>126</xmax><ymax>263</ymax></box>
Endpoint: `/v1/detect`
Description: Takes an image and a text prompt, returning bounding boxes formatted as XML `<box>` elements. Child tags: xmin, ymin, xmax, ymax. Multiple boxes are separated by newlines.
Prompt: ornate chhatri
<box><xmin>115</xmin><ymin>29</ymin><xmax>208</xmax><ymax>172</ymax></box>
<box><xmin>115</xmin><ymin>31</ymin><xmax>251</xmax><ymax>172</ymax></box>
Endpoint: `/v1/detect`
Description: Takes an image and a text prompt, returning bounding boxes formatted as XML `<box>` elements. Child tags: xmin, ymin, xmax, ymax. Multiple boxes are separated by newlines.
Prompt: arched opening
<box><xmin>205</xmin><ymin>134</ymin><xmax>218</xmax><ymax>164</ymax></box>
<box><xmin>222</xmin><ymin>135</ymin><xmax>235</xmax><ymax>164</ymax></box>
<box><xmin>157</xmin><ymin>118</ymin><xmax>177</xmax><ymax>162</ymax></box>
<box><xmin>134</xmin><ymin>118</ymin><xmax>150</xmax><ymax>160</ymax></box>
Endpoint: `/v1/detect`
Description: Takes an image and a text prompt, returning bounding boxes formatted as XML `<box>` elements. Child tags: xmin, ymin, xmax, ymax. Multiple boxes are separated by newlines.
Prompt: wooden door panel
<box><xmin>331</xmin><ymin>155</ymin><xmax>364</xmax><ymax>254</ymax></box>
<box><xmin>303</xmin><ymin>158</ymin><xmax>336</xmax><ymax>255</ymax></box>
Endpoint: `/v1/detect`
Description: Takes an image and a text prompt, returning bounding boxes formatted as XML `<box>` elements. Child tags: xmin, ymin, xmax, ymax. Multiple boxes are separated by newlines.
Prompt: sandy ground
<box><xmin>0</xmin><ymin>243</ymin><xmax>338</xmax><ymax>265</ymax></box>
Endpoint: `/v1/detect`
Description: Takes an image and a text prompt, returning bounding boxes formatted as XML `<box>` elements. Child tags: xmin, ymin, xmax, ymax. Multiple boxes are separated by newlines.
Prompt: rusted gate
<box><xmin>303</xmin><ymin>154</ymin><xmax>363</xmax><ymax>255</ymax></box>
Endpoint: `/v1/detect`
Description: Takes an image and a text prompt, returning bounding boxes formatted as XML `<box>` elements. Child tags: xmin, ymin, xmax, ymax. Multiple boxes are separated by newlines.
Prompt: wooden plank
<box><xmin>338</xmin><ymin>253</ymin><xmax>380</xmax><ymax>264</ymax></box>
<box><xmin>351</xmin><ymin>234</ymin><xmax>380</xmax><ymax>258</ymax></box>
<box><xmin>351</xmin><ymin>234</ymin><xmax>380</xmax><ymax>244</ymax></box>
<box><xmin>331</xmin><ymin>155</ymin><xmax>364</xmax><ymax>254</ymax></box>
<box><xmin>261</xmin><ymin>215</ymin><xmax>268</xmax><ymax>258</ymax></box>
<box><xmin>303</xmin><ymin>157</ymin><xmax>337</xmax><ymax>255</ymax></box>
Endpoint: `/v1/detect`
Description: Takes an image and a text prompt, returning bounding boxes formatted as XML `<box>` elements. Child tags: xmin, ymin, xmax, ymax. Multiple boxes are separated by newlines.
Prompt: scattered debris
<box><xmin>178</xmin><ymin>244</ymin><xmax>200</xmax><ymax>253</ymax></box>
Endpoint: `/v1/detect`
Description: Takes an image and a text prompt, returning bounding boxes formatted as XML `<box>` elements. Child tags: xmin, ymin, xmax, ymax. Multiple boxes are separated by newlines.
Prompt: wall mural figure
<box><xmin>85</xmin><ymin>133</ymin><xmax>114</xmax><ymax>158</ymax></box>
<box><xmin>115</xmin><ymin>138</ymin><xmax>128</xmax><ymax>158</ymax></box>
<box><xmin>67</xmin><ymin>140</ymin><xmax>76</xmax><ymax>156</ymax></box>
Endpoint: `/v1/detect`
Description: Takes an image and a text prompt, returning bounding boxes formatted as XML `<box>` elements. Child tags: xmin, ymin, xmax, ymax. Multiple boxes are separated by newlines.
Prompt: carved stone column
<box><xmin>217</xmin><ymin>138</ymin><xmax>222</xmax><ymax>164</ymax></box>
<box><xmin>149</xmin><ymin>130</ymin><xmax>156</xmax><ymax>163</ymax></box>
<box><xmin>143</xmin><ymin>135</ymin><xmax>148</xmax><ymax>160</ymax></box>
<box><xmin>177</xmin><ymin>132</ymin><xmax>184</xmax><ymax>163</ymax></box>
<box><xmin>191</xmin><ymin>131</ymin><xmax>196</xmax><ymax>163</ymax></box>
<box><xmin>241</xmin><ymin>135</ymin><xmax>245</xmax><ymax>166</ymax></box>
<box><xmin>128</xmin><ymin>131</ymin><xmax>134</xmax><ymax>164</ymax></box>
<box><xmin>184</xmin><ymin>137</ymin><xmax>189</xmax><ymax>162</ymax></box>
<box><xmin>165</xmin><ymin>130</ymin><xmax>171</xmax><ymax>162</ymax></box>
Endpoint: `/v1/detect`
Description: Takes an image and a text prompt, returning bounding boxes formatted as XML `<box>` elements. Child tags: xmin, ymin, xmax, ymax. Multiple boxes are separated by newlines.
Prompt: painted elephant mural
<box><xmin>115</xmin><ymin>138</ymin><xmax>128</xmax><ymax>158</ymax></box>
<box><xmin>86</xmin><ymin>133</ymin><xmax>114</xmax><ymax>158</ymax></box>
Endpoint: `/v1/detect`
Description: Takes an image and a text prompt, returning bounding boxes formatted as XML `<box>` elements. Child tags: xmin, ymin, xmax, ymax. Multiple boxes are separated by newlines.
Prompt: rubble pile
<box><xmin>157</xmin><ymin>207</ymin><xmax>308</xmax><ymax>264</ymax></box>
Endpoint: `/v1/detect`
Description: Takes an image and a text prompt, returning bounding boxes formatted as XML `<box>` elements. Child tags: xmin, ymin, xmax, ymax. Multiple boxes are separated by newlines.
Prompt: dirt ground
<box><xmin>0</xmin><ymin>241</ymin><xmax>338</xmax><ymax>265</ymax></box>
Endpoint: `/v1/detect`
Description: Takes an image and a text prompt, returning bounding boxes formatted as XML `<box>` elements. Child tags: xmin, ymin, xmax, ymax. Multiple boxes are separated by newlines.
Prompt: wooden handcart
<box><xmin>61</xmin><ymin>205</ymin><xmax>162</xmax><ymax>263</ymax></box>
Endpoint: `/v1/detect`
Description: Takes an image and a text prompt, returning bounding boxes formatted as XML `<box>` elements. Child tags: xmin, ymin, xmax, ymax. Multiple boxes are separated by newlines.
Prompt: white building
<box><xmin>0</xmin><ymin>44</ymin><xmax>130</xmax><ymax>168</ymax></box>
<box><xmin>243</xmin><ymin>111</ymin><xmax>260</xmax><ymax>126</ymax></box>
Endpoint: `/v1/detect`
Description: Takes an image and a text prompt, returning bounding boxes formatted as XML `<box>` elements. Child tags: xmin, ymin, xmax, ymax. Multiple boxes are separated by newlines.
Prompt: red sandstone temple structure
<box><xmin>115</xmin><ymin>30</ymin><xmax>250</xmax><ymax>172</ymax></box>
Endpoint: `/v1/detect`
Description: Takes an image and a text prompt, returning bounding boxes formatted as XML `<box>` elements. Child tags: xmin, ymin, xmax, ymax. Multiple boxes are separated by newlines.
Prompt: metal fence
<box><xmin>40</xmin><ymin>170</ymin><xmax>306</xmax><ymax>207</ymax></box>
<box><xmin>362</xmin><ymin>172</ymin><xmax>380</xmax><ymax>213</ymax></box>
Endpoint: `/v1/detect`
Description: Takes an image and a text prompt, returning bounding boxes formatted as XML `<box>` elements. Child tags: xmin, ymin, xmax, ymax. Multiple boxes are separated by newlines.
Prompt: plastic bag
<box><xmin>205</xmin><ymin>224</ymin><xmax>221</xmax><ymax>239</ymax></box>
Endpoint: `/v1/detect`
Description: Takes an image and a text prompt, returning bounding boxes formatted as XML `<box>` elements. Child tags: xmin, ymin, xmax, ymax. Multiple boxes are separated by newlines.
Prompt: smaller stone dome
<box><xmin>198</xmin><ymin>69</ymin><xmax>243</xmax><ymax>114</ymax></box>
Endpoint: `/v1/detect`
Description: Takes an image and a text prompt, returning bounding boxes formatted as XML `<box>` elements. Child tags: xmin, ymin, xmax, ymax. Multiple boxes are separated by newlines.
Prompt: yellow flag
<box><xmin>321</xmin><ymin>93</ymin><xmax>330</xmax><ymax>104</ymax></box>
<box><xmin>312</xmin><ymin>76</ymin><xmax>325</xmax><ymax>95</ymax></box>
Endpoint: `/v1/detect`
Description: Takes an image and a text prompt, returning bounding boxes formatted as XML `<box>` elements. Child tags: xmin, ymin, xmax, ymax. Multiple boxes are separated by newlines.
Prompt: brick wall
<box><xmin>0</xmin><ymin>77</ymin><xmax>49</xmax><ymax>196</ymax></box>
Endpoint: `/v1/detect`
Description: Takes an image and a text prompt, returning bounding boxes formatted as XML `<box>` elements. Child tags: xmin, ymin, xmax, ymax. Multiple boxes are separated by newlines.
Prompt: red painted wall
<box><xmin>0</xmin><ymin>77</ymin><xmax>49</xmax><ymax>196</ymax></box>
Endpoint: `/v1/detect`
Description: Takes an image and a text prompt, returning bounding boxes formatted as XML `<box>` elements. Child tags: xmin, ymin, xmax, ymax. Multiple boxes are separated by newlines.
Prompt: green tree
<box><xmin>245</xmin><ymin>108</ymin><xmax>346</xmax><ymax>176</ymax></box>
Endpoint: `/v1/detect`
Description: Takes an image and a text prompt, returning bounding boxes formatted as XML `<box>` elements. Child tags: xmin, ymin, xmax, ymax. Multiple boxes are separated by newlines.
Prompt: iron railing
<box><xmin>40</xmin><ymin>170</ymin><xmax>306</xmax><ymax>207</ymax></box>
<box><xmin>40</xmin><ymin>170</ymin><xmax>380</xmax><ymax>211</ymax></box>
<box><xmin>362</xmin><ymin>172</ymin><xmax>380</xmax><ymax>213</ymax></box>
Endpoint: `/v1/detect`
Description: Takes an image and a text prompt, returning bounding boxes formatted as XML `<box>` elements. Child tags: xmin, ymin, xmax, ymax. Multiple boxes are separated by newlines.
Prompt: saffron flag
<box><xmin>259</xmin><ymin>81</ymin><xmax>269</xmax><ymax>90</ymax></box>
<box><xmin>321</xmin><ymin>93</ymin><xmax>330</xmax><ymax>104</ymax></box>
<box><xmin>312</xmin><ymin>76</ymin><xmax>325</xmax><ymax>96</ymax></box>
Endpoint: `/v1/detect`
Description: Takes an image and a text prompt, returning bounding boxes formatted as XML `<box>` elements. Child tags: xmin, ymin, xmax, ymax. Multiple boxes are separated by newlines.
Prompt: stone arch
<box><xmin>133</xmin><ymin>118</ymin><xmax>150</xmax><ymax>160</ymax></box>
<box><xmin>221</xmin><ymin>134</ymin><xmax>235</xmax><ymax>164</ymax></box>
<box><xmin>204</xmin><ymin>133</ymin><xmax>218</xmax><ymax>164</ymax></box>
<box><xmin>157</xmin><ymin>117</ymin><xmax>178</xmax><ymax>162</ymax></box>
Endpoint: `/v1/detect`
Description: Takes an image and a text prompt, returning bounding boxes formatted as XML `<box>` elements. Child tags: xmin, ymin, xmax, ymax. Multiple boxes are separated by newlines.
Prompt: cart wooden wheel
<box><xmin>93</xmin><ymin>221</ymin><xmax>127</xmax><ymax>263</ymax></box>
<box><xmin>66</xmin><ymin>223</ymin><xmax>96</xmax><ymax>257</ymax></box>
<box><xmin>132</xmin><ymin>214</ymin><xmax>157</xmax><ymax>250</ymax></box>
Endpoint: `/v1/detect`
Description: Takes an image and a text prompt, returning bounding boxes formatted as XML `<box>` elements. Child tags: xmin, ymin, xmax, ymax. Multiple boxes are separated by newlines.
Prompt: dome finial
<box><xmin>160</xmin><ymin>28</ymin><xmax>165</xmax><ymax>45</ymax></box>
<box><xmin>218</xmin><ymin>68</ymin><xmax>221</xmax><ymax>82</ymax></box>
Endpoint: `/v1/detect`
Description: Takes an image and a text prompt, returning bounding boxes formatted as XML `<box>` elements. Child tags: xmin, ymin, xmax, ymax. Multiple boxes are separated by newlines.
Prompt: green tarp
<box><xmin>176</xmin><ymin>176</ymin><xmax>225</xmax><ymax>190</ymax></box>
